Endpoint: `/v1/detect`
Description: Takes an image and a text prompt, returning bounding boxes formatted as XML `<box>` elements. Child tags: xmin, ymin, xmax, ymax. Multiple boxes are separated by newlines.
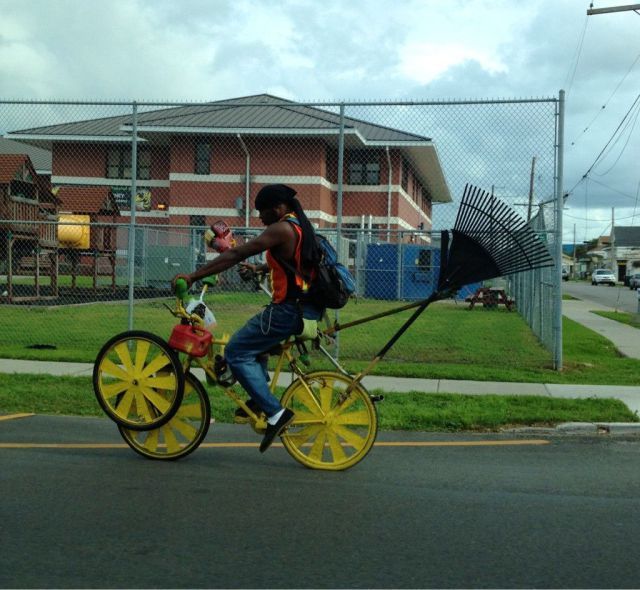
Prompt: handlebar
<box><xmin>168</xmin><ymin>275</ymin><xmax>219</xmax><ymax>326</ymax></box>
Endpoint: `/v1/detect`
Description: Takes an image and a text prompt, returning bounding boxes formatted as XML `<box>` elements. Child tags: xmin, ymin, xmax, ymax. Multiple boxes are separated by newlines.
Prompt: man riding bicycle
<box><xmin>173</xmin><ymin>184</ymin><xmax>324</xmax><ymax>453</ymax></box>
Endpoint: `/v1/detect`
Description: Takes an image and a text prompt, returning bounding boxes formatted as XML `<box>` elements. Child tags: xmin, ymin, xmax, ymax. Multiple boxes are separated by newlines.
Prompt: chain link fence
<box><xmin>0</xmin><ymin>96</ymin><xmax>563</xmax><ymax>372</ymax></box>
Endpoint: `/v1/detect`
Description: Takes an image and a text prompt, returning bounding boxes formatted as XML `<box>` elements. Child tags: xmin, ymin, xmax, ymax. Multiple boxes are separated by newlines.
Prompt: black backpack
<box><xmin>276</xmin><ymin>220</ymin><xmax>356</xmax><ymax>309</ymax></box>
<box><xmin>306</xmin><ymin>233</ymin><xmax>355</xmax><ymax>309</ymax></box>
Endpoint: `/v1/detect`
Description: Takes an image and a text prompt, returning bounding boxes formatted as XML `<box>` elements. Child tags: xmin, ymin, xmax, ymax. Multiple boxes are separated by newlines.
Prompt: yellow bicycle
<box><xmin>93</xmin><ymin>278</ymin><xmax>379</xmax><ymax>470</ymax></box>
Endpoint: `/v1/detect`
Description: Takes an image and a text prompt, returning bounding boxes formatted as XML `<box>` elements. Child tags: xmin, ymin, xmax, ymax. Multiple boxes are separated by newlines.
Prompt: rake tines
<box><xmin>437</xmin><ymin>184</ymin><xmax>554</xmax><ymax>292</ymax></box>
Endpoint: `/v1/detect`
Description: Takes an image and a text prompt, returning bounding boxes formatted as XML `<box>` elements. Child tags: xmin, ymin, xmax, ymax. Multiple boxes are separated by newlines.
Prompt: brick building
<box><xmin>5</xmin><ymin>94</ymin><xmax>451</xmax><ymax>239</ymax></box>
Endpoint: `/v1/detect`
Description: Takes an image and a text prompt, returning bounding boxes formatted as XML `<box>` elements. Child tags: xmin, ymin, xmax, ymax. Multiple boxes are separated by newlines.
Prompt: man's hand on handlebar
<box><xmin>238</xmin><ymin>262</ymin><xmax>256</xmax><ymax>282</ymax></box>
<box><xmin>172</xmin><ymin>273</ymin><xmax>193</xmax><ymax>293</ymax></box>
<box><xmin>238</xmin><ymin>262</ymin><xmax>267</xmax><ymax>282</ymax></box>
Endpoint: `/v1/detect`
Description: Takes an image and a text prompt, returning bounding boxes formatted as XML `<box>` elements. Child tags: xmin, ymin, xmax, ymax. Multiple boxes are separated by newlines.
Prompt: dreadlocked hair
<box><xmin>255</xmin><ymin>184</ymin><xmax>321</xmax><ymax>277</ymax></box>
<box><xmin>289</xmin><ymin>198</ymin><xmax>321</xmax><ymax>275</ymax></box>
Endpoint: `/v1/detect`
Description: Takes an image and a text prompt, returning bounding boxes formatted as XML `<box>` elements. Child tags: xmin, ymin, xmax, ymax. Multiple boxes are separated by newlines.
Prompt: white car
<box><xmin>591</xmin><ymin>268</ymin><xmax>616</xmax><ymax>286</ymax></box>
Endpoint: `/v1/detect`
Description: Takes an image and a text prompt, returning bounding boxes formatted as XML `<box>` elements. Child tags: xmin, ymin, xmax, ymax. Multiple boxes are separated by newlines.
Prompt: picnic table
<box><xmin>465</xmin><ymin>287</ymin><xmax>515</xmax><ymax>311</ymax></box>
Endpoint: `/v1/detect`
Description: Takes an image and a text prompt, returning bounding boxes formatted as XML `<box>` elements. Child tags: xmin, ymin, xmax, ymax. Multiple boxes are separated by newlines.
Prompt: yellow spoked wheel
<box><xmin>118</xmin><ymin>372</ymin><xmax>211</xmax><ymax>460</ymax></box>
<box><xmin>281</xmin><ymin>371</ymin><xmax>378</xmax><ymax>471</ymax></box>
<box><xmin>93</xmin><ymin>331</ymin><xmax>185</xmax><ymax>431</ymax></box>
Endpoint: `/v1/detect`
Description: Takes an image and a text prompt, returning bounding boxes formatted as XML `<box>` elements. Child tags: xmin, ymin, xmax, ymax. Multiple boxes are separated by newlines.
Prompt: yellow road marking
<box><xmin>0</xmin><ymin>413</ymin><xmax>35</xmax><ymax>422</ymax></box>
<box><xmin>0</xmin><ymin>439</ymin><xmax>550</xmax><ymax>450</ymax></box>
<box><xmin>374</xmin><ymin>440</ymin><xmax>551</xmax><ymax>447</ymax></box>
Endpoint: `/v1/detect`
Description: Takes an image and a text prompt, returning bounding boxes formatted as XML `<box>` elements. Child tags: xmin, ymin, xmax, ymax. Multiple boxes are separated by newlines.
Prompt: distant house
<box><xmin>4</xmin><ymin>94</ymin><xmax>451</xmax><ymax>240</ymax></box>
<box><xmin>608</xmin><ymin>226</ymin><xmax>640</xmax><ymax>282</ymax></box>
<box><xmin>0</xmin><ymin>137</ymin><xmax>52</xmax><ymax>178</ymax></box>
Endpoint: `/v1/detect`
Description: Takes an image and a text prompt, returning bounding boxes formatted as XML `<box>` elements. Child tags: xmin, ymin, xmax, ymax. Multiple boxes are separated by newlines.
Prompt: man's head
<box><xmin>255</xmin><ymin>184</ymin><xmax>296</xmax><ymax>225</ymax></box>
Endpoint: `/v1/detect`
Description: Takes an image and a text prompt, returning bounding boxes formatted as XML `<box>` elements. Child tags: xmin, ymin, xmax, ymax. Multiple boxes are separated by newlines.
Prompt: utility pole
<box><xmin>527</xmin><ymin>156</ymin><xmax>536</xmax><ymax>222</ymax></box>
<box><xmin>587</xmin><ymin>3</ymin><xmax>640</xmax><ymax>15</ymax></box>
<box><xmin>611</xmin><ymin>207</ymin><xmax>617</xmax><ymax>280</ymax></box>
<box><xmin>573</xmin><ymin>223</ymin><xmax>577</xmax><ymax>278</ymax></box>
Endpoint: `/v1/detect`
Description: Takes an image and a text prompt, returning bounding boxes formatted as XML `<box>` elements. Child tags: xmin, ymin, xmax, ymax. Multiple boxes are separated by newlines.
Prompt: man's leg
<box><xmin>225</xmin><ymin>302</ymin><xmax>301</xmax><ymax>418</ymax></box>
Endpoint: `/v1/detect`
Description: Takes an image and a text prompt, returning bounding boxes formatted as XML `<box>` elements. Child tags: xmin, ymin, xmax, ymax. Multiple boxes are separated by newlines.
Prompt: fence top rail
<box><xmin>0</xmin><ymin>96</ymin><xmax>560</xmax><ymax>108</ymax></box>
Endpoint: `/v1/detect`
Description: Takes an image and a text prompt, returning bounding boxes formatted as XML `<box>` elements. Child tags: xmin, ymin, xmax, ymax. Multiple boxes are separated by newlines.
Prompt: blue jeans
<box><xmin>225</xmin><ymin>301</ymin><xmax>323</xmax><ymax>417</ymax></box>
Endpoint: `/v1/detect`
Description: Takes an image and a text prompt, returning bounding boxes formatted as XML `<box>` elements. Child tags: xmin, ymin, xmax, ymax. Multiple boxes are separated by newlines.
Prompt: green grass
<box><xmin>0</xmin><ymin>373</ymin><xmax>636</xmax><ymax>431</ymax></box>
<box><xmin>1</xmin><ymin>295</ymin><xmax>639</xmax><ymax>385</ymax></box>
<box><xmin>592</xmin><ymin>310</ymin><xmax>640</xmax><ymax>329</ymax></box>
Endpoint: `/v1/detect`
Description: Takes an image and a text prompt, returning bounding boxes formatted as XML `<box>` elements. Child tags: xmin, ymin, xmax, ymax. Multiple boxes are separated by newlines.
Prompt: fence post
<box><xmin>553</xmin><ymin>90</ymin><xmax>565</xmax><ymax>370</ymax></box>
<box><xmin>127</xmin><ymin>101</ymin><xmax>138</xmax><ymax>331</ymax></box>
<box><xmin>334</xmin><ymin>103</ymin><xmax>345</xmax><ymax>358</ymax></box>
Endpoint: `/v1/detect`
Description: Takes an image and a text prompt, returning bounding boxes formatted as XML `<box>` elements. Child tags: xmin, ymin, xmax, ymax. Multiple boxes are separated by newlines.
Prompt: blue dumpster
<box><xmin>365</xmin><ymin>243</ymin><xmax>478</xmax><ymax>301</ymax></box>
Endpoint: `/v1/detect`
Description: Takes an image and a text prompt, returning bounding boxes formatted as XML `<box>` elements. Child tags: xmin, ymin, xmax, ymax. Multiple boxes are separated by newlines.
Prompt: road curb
<box><xmin>504</xmin><ymin>422</ymin><xmax>640</xmax><ymax>436</ymax></box>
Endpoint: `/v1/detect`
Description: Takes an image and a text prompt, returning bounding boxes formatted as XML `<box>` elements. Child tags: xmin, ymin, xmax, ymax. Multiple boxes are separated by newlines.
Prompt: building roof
<box><xmin>0</xmin><ymin>154</ymin><xmax>29</xmax><ymax>184</ymax></box>
<box><xmin>0</xmin><ymin>137</ymin><xmax>52</xmax><ymax>174</ymax></box>
<box><xmin>55</xmin><ymin>185</ymin><xmax>120</xmax><ymax>215</ymax></box>
<box><xmin>4</xmin><ymin>94</ymin><xmax>451</xmax><ymax>202</ymax></box>
<box><xmin>613</xmin><ymin>226</ymin><xmax>640</xmax><ymax>247</ymax></box>
<box><xmin>0</xmin><ymin>154</ymin><xmax>58</xmax><ymax>204</ymax></box>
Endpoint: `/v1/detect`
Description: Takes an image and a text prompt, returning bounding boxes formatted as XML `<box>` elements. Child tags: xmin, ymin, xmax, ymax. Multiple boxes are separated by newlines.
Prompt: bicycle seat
<box><xmin>296</xmin><ymin>318</ymin><xmax>318</xmax><ymax>342</ymax></box>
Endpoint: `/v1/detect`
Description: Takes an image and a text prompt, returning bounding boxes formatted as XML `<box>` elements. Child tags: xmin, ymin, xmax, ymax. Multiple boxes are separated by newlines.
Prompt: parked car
<box><xmin>628</xmin><ymin>272</ymin><xmax>640</xmax><ymax>290</ymax></box>
<box><xmin>591</xmin><ymin>268</ymin><xmax>616</xmax><ymax>286</ymax></box>
<box><xmin>562</xmin><ymin>267</ymin><xmax>569</xmax><ymax>281</ymax></box>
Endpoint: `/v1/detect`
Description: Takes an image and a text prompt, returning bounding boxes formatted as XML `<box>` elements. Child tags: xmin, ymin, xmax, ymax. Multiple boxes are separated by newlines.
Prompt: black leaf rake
<box><xmin>325</xmin><ymin>183</ymin><xmax>555</xmax><ymax>391</ymax></box>
<box><xmin>438</xmin><ymin>184</ymin><xmax>554</xmax><ymax>292</ymax></box>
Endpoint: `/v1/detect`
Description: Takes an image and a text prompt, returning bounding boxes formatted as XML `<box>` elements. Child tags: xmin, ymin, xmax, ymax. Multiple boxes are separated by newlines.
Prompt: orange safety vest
<box><xmin>265</xmin><ymin>214</ymin><xmax>311</xmax><ymax>303</ymax></box>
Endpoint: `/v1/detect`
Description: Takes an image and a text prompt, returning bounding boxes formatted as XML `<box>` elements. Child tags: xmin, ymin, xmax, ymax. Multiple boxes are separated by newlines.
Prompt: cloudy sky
<box><xmin>1</xmin><ymin>0</ymin><xmax>638</xmax><ymax>242</ymax></box>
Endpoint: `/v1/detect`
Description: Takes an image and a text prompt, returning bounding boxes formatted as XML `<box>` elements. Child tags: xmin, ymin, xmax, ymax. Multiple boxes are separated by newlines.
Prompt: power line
<box><xmin>592</xmin><ymin>96</ymin><xmax>640</xmax><ymax>175</ymax></box>
<box><xmin>567</xmin><ymin>93</ymin><xmax>640</xmax><ymax>194</ymax></box>
<box><xmin>588</xmin><ymin>176</ymin><xmax>640</xmax><ymax>201</ymax></box>
<box><xmin>564</xmin><ymin>14</ymin><xmax>590</xmax><ymax>95</ymax></box>
<box><xmin>569</xmin><ymin>48</ymin><xmax>640</xmax><ymax>147</ymax></box>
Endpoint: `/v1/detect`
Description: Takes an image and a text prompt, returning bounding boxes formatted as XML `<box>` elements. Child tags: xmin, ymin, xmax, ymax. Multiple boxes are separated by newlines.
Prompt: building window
<box><xmin>195</xmin><ymin>141</ymin><xmax>212</xmax><ymax>175</ymax></box>
<box><xmin>401</xmin><ymin>159</ymin><xmax>409</xmax><ymax>191</ymax></box>
<box><xmin>138</xmin><ymin>149</ymin><xmax>151</xmax><ymax>180</ymax></box>
<box><xmin>106</xmin><ymin>146</ymin><xmax>150</xmax><ymax>179</ymax></box>
<box><xmin>348</xmin><ymin>152</ymin><xmax>380</xmax><ymax>184</ymax></box>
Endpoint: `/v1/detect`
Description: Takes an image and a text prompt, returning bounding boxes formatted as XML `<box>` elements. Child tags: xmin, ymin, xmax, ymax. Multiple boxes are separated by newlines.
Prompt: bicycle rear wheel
<box><xmin>118</xmin><ymin>372</ymin><xmax>211</xmax><ymax>460</ymax></box>
<box><xmin>93</xmin><ymin>331</ymin><xmax>184</xmax><ymax>431</ymax></box>
<box><xmin>280</xmin><ymin>371</ymin><xmax>378</xmax><ymax>471</ymax></box>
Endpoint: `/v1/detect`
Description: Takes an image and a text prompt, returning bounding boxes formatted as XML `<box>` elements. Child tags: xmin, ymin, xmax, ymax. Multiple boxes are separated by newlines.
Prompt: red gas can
<box><xmin>168</xmin><ymin>324</ymin><xmax>213</xmax><ymax>357</ymax></box>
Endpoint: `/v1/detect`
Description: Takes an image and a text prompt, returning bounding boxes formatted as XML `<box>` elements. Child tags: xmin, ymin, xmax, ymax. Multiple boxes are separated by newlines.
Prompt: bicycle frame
<box><xmin>168</xmin><ymin>283</ymin><xmax>347</xmax><ymax>432</ymax></box>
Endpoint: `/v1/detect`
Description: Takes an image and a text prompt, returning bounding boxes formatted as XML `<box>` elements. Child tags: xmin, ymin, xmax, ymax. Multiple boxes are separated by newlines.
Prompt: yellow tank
<box><xmin>58</xmin><ymin>215</ymin><xmax>90</xmax><ymax>249</ymax></box>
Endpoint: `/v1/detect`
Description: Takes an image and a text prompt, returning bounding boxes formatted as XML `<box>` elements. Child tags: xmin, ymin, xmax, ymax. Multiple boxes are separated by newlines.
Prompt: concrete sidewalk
<box><xmin>562</xmin><ymin>298</ymin><xmax>640</xmax><ymax>360</ymax></box>
<box><xmin>1</xmin><ymin>357</ymin><xmax>639</xmax><ymax>416</ymax></box>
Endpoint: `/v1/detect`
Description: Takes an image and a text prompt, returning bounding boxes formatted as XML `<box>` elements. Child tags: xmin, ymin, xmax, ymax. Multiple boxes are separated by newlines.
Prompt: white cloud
<box><xmin>0</xmin><ymin>0</ymin><xmax>638</xmax><ymax>240</ymax></box>
<box><xmin>397</xmin><ymin>41</ymin><xmax>508</xmax><ymax>84</ymax></box>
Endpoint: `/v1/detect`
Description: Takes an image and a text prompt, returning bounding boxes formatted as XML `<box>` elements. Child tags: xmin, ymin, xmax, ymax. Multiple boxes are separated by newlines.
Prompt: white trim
<box><xmin>398</xmin><ymin>187</ymin><xmax>432</xmax><ymax>223</ymax></box>
<box><xmin>169</xmin><ymin>172</ymin><xmax>333</xmax><ymax>189</ymax></box>
<box><xmin>170</xmin><ymin>207</ymin><xmax>246</xmax><ymax>217</ymax></box>
<box><xmin>5</xmin><ymin>134</ymin><xmax>146</xmax><ymax>143</ymax></box>
<box><xmin>167</xmin><ymin>207</ymin><xmax>423</xmax><ymax>230</ymax></box>
<box><xmin>123</xmin><ymin>125</ymin><xmax>433</xmax><ymax>148</ymax></box>
<box><xmin>118</xmin><ymin>210</ymin><xmax>171</xmax><ymax>218</ymax></box>
<box><xmin>168</xmin><ymin>173</ymin><xmax>428</xmax><ymax>219</ymax></box>
<box><xmin>125</xmin><ymin>125</ymin><xmax>353</xmax><ymax>137</ymax></box>
<box><xmin>51</xmin><ymin>176</ymin><xmax>170</xmax><ymax>188</ymax></box>
<box><xmin>364</xmin><ymin>140</ymin><xmax>433</xmax><ymax>147</ymax></box>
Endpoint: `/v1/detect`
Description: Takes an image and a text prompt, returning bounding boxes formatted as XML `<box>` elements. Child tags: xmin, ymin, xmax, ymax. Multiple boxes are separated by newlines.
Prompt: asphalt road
<box><xmin>563</xmin><ymin>279</ymin><xmax>639</xmax><ymax>314</ymax></box>
<box><xmin>2</xmin><ymin>415</ymin><xmax>640</xmax><ymax>589</ymax></box>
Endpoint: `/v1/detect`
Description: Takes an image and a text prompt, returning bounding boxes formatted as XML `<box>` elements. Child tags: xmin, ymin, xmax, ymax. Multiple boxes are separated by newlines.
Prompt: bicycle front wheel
<box><xmin>118</xmin><ymin>372</ymin><xmax>211</xmax><ymax>460</ymax></box>
<box><xmin>93</xmin><ymin>331</ymin><xmax>184</xmax><ymax>431</ymax></box>
<box><xmin>280</xmin><ymin>371</ymin><xmax>378</xmax><ymax>471</ymax></box>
